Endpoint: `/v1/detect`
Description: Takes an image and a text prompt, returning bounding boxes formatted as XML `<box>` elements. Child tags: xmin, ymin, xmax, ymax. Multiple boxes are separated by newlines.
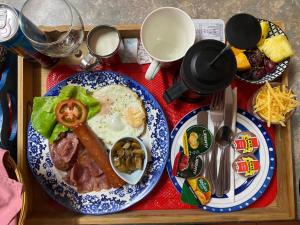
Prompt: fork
<box><xmin>208</xmin><ymin>91</ymin><xmax>224</xmax><ymax>194</ymax></box>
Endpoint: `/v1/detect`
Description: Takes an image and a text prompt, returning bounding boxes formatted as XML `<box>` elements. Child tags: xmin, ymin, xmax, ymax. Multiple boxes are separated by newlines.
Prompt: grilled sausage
<box><xmin>73</xmin><ymin>124</ymin><xmax>125</xmax><ymax>188</ymax></box>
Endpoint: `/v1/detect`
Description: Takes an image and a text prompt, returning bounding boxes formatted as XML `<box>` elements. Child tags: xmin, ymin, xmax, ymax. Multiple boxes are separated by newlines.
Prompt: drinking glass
<box><xmin>19</xmin><ymin>0</ymin><xmax>84</xmax><ymax>58</ymax></box>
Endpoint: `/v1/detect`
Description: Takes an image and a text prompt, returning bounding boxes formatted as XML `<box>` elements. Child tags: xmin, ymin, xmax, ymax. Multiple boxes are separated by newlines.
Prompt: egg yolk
<box><xmin>123</xmin><ymin>107</ymin><xmax>145</xmax><ymax>128</ymax></box>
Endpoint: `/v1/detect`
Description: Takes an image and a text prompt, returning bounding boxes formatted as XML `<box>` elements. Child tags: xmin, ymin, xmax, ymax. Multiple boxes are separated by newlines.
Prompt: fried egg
<box><xmin>87</xmin><ymin>85</ymin><xmax>146</xmax><ymax>146</ymax></box>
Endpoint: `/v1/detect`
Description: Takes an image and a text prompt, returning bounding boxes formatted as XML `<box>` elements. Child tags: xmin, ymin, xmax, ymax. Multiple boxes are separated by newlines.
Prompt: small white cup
<box><xmin>80</xmin><ymin>25</ymin><xmax>122</xmax><ymax>69</ymax></box>
<box><xmin>141</xmin><ymin>7</ymin><xmax>195</xmax><ymax>80</ymax></box>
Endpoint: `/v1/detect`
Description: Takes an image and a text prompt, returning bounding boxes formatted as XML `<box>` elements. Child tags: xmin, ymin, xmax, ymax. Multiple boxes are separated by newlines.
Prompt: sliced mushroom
<box><xmin>131</xmin><ymin>142</ymin><xmax>140</xmax><ymax>149</ymax></box>
<box><xmin>125</xmin><ymin>149</ymin><xmax>132</xmax><ymax>157</ymax></box>
<box><xmin>117</xmin><ymin>163</ymin><xmax>127</xmax><ymax>172</ymax></box>
<box><xmin>116</xmin><ymin>148</ymin><xmax>125</xmax><ymax>158</ymax></box>
<box><xmin>134</xmin><ymin>156</ymin><xmax>143</xmax><ymax>170</ymax></box>
<box><xmin>125</xmin><ymin>157</ymin><xmax>132</xmax><ymax>172</ymax></box>
<box><xmin>113</xmin><ymin>157</ymin><xmax>121</xmax><ymax>167</ymax></box>
<box><xmin>132</xmin><ymin>149</ymin><xmax>144</xmax><ymax>155</ymax></box>
<box><xmin>122</xmin><ymin>142</ymin><xmax>131</xmax><ymax>149</ymax></box>
<box><xmin>130</xmin><ymin>157</ymin><xmax>136</xmax><ymax>171</ymax></box>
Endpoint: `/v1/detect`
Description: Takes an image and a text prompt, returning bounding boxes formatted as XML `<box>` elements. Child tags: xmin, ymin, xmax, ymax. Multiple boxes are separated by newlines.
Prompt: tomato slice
<box><xmin>55</xmin><ymin>99</ymin><xmax>87</xmax><ymax>128</ymax></box>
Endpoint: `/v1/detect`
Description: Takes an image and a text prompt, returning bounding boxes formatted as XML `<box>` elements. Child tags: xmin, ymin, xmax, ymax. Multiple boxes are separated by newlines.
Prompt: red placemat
<box><xmin>46</xmin><ymin>63</ymin><xmax>277</xmax><ymax>210</ymax></box>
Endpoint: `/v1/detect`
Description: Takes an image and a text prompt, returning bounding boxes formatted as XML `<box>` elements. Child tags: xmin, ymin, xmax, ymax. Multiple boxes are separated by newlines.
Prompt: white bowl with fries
<box><xmin>249</xmin><ymin>82</ymin><xmax>300</xmax><ymax>127</ymax></box>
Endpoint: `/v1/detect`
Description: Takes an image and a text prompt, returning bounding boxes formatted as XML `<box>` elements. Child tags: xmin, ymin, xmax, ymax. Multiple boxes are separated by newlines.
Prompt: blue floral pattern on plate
<box><xmin>27</xmin><ymin>71</ymin><xmax>169</xmax><ymax>215</ymax></box>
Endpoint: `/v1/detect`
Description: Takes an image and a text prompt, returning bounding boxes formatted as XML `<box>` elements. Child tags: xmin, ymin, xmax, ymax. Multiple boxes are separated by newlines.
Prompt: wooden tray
<box><xmin>17</xmin><ymin>24</ymin><xmax>295</xmax><ymax>224</ymax></box>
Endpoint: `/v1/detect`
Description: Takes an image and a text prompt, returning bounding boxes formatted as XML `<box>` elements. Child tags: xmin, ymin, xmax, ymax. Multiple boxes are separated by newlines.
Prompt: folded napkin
<box><xmin>0</xmin><ymin>149</ymin><xmax>23</xmax><ymax>225</ymax></box>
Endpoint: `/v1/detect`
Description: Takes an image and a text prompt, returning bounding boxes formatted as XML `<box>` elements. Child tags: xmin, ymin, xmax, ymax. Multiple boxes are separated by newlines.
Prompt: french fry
<box><xmin>267</xmin><ymin>88</ymin><xmax>271</xmax><ymax>127</ymax></box>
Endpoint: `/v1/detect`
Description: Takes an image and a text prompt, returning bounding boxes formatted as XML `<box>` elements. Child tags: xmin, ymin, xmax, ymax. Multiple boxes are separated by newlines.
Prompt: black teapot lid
<box><xmin>182</xmin><ymin>39</ymin><xmax>236</xmax><ymax>95</ymax></box>
<box><xmin>225</xmin><ymin>13</ymin><xmax>261</xmax><ymax>49</ymax></box>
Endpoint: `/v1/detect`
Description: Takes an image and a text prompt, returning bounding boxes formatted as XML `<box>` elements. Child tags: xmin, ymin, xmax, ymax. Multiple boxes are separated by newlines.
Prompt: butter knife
<box><xmin>197</xmin><ymin>111</ymin><xmax>209</xmax><ymax>177</ymax></box>
<box><xmin>197</xmin><ymin>111</ymin><xmax>208</xmax><ymax>127</ymax></box>
<box><xmin>223</xmin><ymin>87</ymin><xmax>237</xmax><ymax>194</ymax></box>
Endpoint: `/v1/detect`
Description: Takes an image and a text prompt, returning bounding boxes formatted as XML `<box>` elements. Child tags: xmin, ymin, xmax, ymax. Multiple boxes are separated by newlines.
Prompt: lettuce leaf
<box><xmin>31</xmin><ymin>97</ymin><xmax>57</xmax><ymax>138</ymax></box>
<box><xmin>31</xmin><ymin>85</ymin><xmax>101</xmax><ymax>143</ymax></box>
<box><xmin>49</xmin><ymin>123</ymin><xmax>69</xmax><ymax>143</ymax></box>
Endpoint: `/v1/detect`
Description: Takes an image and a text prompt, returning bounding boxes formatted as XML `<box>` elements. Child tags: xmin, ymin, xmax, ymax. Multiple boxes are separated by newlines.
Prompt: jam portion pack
<box><xmin>232</xmin><ymin>131</ymin><xmax>259</xmax><ymax>154</ymax></box>
<box><xmin>233</xmin><ymin>154</ymin><xmax>260</xmax><ymax>177</ymax></box>
<box><xmin>181</xmin><ymin>177</ymin><xmax>212</xmax><ymax>206</ymax></box>
<box><xmin>173</xmin><ymin>125</ymin><xmax>213</xmax><ymax>179</ymax></box>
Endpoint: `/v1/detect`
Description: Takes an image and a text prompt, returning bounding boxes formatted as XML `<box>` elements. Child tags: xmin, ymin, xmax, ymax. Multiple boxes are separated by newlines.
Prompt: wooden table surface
<box><xmin>16</xmin><ymin>23</ymin><xmax>296</xmax><ymax>224</ymax></box>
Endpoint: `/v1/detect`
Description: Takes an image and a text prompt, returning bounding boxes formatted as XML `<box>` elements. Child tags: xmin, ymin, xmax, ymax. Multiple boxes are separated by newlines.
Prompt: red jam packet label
<box><xmin>172</xmin><ymin>149</ymin><xmax>203</xmax><ymax>178</ymax></box>
<box><xmin>233</xmin><ymin>132</ymin><xmax>259</xmax><ymax>154</ymax></box>
<box><xmin>234</xmin><ymin>155</ymin><xmax>260</xmax><ymax>177</ymax></box>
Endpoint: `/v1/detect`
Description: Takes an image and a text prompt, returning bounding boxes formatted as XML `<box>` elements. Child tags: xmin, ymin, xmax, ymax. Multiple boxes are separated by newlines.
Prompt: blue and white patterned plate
<box><xmin>236</xmin><ymin>19</ymin><xmax>289</xmax><ymax>84</ymax></box>
<box><xmin>27</xmin><ymin>71</ymin><xmax>169</xmax><ymax>215</ymax></box>
<box><xmin>166</xmin><ymin>107</ymin><xmax>275</xmax><ymax>213</ymax></box>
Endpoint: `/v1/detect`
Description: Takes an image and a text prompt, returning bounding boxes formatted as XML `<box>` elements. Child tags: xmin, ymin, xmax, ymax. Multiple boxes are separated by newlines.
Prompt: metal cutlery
<box><xmin>208</xmin><ymin>91</ymin><xmax>224</xmax><ymax>194</ymax></box>
<box><xmin>196</xmin><ymin>111</ymin><xmax>209</xmax><ymax>177</ymax></box>
<box><xmin>223</xmin><ymin>87</ymin><xmax>237</xmax><ymax>194</ymax></box>
<box><xmin>215</xmin><ymin>126</ymin><xmax>233</xmax><ymax>197</ymax></box>
<box><xmin>215</xmin><ymin>86</ymin><xmax>234</xmax><ymax>197</ymax></box>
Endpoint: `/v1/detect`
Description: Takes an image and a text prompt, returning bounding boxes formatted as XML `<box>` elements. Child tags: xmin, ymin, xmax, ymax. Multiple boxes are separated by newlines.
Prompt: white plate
<box><xmin>166</xmin><ymin>106</ymin><xmax>275</xmax><ymax>212</ymax></box>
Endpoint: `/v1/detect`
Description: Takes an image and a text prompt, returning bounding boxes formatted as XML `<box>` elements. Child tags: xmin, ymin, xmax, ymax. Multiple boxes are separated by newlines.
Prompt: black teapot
<box><xmin>163</xmin><ymin>39</ymin><xmax>237</xmax><ymax>104</ymax></box>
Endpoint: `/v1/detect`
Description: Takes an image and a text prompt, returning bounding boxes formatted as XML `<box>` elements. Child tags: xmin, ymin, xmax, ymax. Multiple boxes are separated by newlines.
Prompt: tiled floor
<box><xmin>3</xmin><ymin>0</ymin><xmax>300</xmax><ymax>221</ymax></box>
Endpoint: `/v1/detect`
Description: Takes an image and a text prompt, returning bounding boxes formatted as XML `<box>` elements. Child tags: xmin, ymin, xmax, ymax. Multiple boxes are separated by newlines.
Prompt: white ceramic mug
<box><xmin>141</xmin><ymin>7</ymin><xmax>195</xmax><ymax>80</ymax></box>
